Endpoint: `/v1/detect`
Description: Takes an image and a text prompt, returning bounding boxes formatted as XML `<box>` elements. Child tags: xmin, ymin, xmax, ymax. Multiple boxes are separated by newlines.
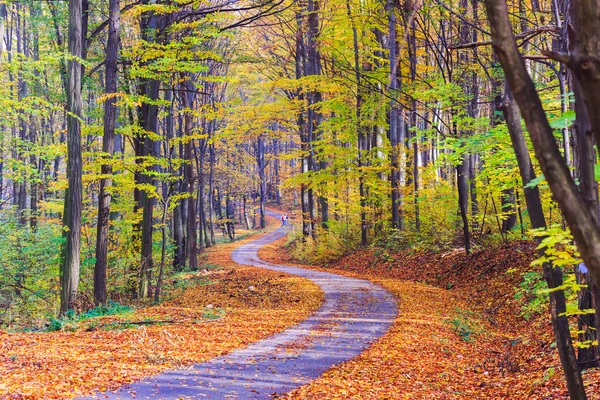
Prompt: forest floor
<box><xmin>0</xmin><ymin>219</ymin><xmax>323</xmax><ymax>399</ymax></box>
<box><xmin>259</xmin><ymin>237</ymin><xmax>600</xmax><ymax>399</ymax></box>
<box><xmin>94</xmin><ymin>210</ymin><xmax>396</xmax><ymax>398</ymax></box>
<box><xmin>3</xmin><ymin>212</ymin><xmax>600</xmax><ymax>399</ymax></box>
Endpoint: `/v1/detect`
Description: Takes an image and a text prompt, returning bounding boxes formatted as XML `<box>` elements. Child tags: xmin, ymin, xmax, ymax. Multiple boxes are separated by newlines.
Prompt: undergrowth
<box><xmin>46</xmin><ymin>301</ymin><xmax>133</xmax><ymax>332</ymax></box>
<box><xmin>448</xmin><ymin>308</ymin><xmax>482</xmax><ymax>343</ymax></box>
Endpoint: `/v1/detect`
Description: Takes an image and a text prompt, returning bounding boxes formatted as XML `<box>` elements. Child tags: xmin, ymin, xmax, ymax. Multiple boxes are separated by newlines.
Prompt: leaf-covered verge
<box><xmin>0</xmin><ymin>231</ymin><xmax>324</xmax><ymax>399</ymax></box>
<box><xmin>259</xmin><ymin>238</ymin><xmax>600</xmax><ymax>399</ymax></box>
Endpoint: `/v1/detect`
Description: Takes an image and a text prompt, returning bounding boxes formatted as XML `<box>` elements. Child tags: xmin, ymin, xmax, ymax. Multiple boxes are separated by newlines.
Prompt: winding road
<box><xmin>91</xmin><ymin>211</ymin><xmax>398</xmax><ymax>399</ymax></box>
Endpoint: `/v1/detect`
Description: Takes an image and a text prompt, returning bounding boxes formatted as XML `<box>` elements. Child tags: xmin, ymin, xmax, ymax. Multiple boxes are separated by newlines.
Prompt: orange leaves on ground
<box><xmin>0</xmin><ymin>230</ymin><xmax>323</xmax><ymax>400</ymax></box>
<box><xmin>263</xmin><ymin>237</ymin><xmax>600</xmax><ymax>399</ymax></box>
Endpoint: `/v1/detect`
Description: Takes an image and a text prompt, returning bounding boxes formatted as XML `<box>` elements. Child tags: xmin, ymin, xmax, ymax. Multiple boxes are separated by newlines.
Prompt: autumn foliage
<box><xmin>0</xmin><ymin>231</ymin><xmax>323</xmax><ymax>399</ymax></box>
<box><xmin>260</xmin><ymin>237</ymin><xmax>600</xmax><ymax>399</ymax></box>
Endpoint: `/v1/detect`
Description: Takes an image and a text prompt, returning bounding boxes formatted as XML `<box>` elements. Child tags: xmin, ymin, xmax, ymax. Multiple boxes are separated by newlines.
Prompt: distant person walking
<box><xmin>281</xmin><ymin>214</ymin><xmax>285</xmax><ymax>226</ymax></box>
<box><xmin>284</xmin><ymin>214</ymin><xmax>289</xmax><ymax>226</ymax></box>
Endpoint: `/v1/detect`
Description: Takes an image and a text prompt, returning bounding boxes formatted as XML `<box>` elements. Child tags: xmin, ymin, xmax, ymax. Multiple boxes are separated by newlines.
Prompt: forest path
<box><xmin>92</xmin><ymin>210</ymin><xmax>397</xmax><ymax>399</ymax></box>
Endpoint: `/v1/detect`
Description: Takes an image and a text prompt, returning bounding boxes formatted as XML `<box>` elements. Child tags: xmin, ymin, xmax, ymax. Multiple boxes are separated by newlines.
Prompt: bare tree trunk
<box><xmin>226</xmin><ymin>195</ymin><xmax>235</xmax><ymax>241</ymax></box>
<box><xmin>173</xmin><ymin>197</ymin><xmax>185</xmax><ymax>270</ymax></box>
<box><xmin>154</xmin><ymin>200</ymin><xmax>168</xmax><ymax>304</ymax></box>
<box><xmin>182</xmin><ymin>88</ymin><xmax>197</xmax><ymax>270</ymax></box>
<box><xmin>501</xmin><ymin>188</ymin><xmax>517</xmax><ymax>232</ymax></box>
<box><xmin>198</xmin><ymin>141</ymin><xmax>211</xmax><ymax>249</ymax></box>
<box><xmin>137</xmin><ymin>10</ymin><xmax>166</xmax><ymax>298</ymax></box>
<box><xmin>561</xmin><ymin>0</ymin><xmax>600</xmax><ymax>148</ymax></box>
<box><xmin>503</xmin><ymin>80</ymin><xmax>587</xmax><ymax>395</ymax></box>
<box><xmin>61</xmin><ymin>0</ymin><xmax>83</xmax><ymax>314</ymax></box>
<box><xmin>306</xmin><ymin>0</ymin><xmax>322</xmax><ymax>234</ymax></box>
<box><xmin>273</xmin><ymin>138</ymin><xmax>281</xmax><ymax>206</ymax></box>
<box><xmin>457</xmin><ymin>157</ymin><xmax>471</xmax><ymax>253</ymax></box>
<box><xmin>208</xmin><ymin>144</ymin><xmax>216</xmax><ymax>245</ymax></box>
<box><xmin>94</xmin><ymin>0</ymin><xmax>120</xmax><ymax>305</ymax></box>
<box><xmin>256</xmin><ymin>135</ymin><xmax>267</xmax><ymax>229</ymax></box>
<box><xmin>16</xmin><ymin>4</ymin><xmax>27</xmax><ymax>225</ymax></box>
<box><xmin>388</xmin><ymin>0</ymin><xmax>401</xmax><ymax>230</ymax></box>
<box><xmin>29</xmin><ymin>3</ymin><xmax>41</xmax><ymax>231</ymax></box>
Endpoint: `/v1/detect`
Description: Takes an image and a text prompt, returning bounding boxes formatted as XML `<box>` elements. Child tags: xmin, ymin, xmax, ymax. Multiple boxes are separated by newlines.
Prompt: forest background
<box><xmin>1</xmin><ymin>0</ymin><xmax>600</xmax><ymax>397</ymax></box>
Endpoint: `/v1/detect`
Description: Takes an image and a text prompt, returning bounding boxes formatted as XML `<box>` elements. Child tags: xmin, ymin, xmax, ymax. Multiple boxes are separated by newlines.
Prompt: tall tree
<box><xmin>61</xmin><ymin>0</ymin><xmax>84</xmax><ymax>313</ymax></box>
<box><xmin>484</xmin><ymin>0</ymin><xmax>596</xmax><ymax>397</ymax></box>
<box><xmin>94</xmin><ymin>0</ymin><xmax>121</xmax><ymax>306</ymax></box>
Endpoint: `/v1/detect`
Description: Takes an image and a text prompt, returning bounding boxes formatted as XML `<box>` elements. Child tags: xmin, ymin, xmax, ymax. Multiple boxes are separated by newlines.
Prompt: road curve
<box><xmin>91</xmin><ymin>212</ymin><xmax>397</xmax><ymax>399</ymax></box>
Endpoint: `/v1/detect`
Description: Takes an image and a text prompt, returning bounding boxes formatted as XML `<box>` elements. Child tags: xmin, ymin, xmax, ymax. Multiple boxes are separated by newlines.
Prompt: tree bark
<box><xmin>573</xmin><ymin>78</ymin><xmax>600</xmax><ymax>368</ymax></box>
<box><xmin>257</xmin><ymin>135</ymin><xmax>267</xmax><ymax>229</ymax></box>
<box><xmin>388</xmin><ymin>0</ymin><xmax>402</xmax><ymax>230</ymax></box>
<box><xmin>486</xmin><ymin>0</ymin><xmax>588</xmax><ymax>397</ymax></box>
<box><xmin>94</xmin><ymin>0</ymin><xmax>120</xmax><ymax>306</ymax></box>
<box><xmin>457</xmin><ymin>157</ymin><xmax>470</xmax><ymax>253</ymax></box>
<box><xmin>563</xmin><ymin>0</ymin><xmax>600</xmax><ymax>148</ymax></box>
<box><xmin>61</xmin><ymin>0</ymin><xmax>83</xmax><ymax>314</ymax></box>
<box><xmin>182</xmin><ymin>88</ymin><xmax>197</xmax><ymax>270</ymax></box>
<box><xmin>137</xmin><ymin>9</ymin><xmax>164</xmax><ymax>298</ymax></box>
<box><xmin>347</xmin><ymin>0</ymin><xmax>367</xmax><ymax>246</ymax></box>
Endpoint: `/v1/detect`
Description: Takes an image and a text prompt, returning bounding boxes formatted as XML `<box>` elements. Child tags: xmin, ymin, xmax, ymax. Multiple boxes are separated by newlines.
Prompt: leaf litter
<box><xmin>259</xmin><ymin>238</ymin><xmax>600</xmax><ymax>399</ymax></box>
<box><xmin>0</xmin><ymin>228</ymin><xmax>323</xmax><ymax>399</ymax></box>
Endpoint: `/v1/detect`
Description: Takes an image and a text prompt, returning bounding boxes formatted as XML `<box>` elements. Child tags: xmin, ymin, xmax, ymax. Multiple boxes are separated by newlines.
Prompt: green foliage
<box><xmin>512</xmin><ymin>270</ymin><xmax>548</xmax><ymax>320</ymax></box>
<box><xmin>202</xmin><ymin>307</ymin><xmax>225</xmax><ymax>320</ymax></box>
<box><xmin>372</xmin><ymin>229</ymin><xmax>409</xmax><ymax>252</ymax></box>
<box><xmin>287</xmin><ymin>228</ymin><xmax>350</xmax><ymax>265</ymax></box>
<box><xmin>527</xmin><ymin>225</ymin><xmax>597</xmax><ymax>350</ymax></box>
<box><xmin>0</xmin><ymin>213</ymin><xmax>63</xmax><ymax>328</ymax></box>
<box><xmin>449</xmin><ymin>308</ymin><xmax>481</xmax><ymax>343</ymax></box>
<box><xmin>531</xmin><ymin>225</ymin><xmax>582</xmax><ymax>270</ymax></box>
<box><xmin>46</xmin><ymin>301</ymin><xmax>132</xmax><ymax>332</ymax></box>
<box><xmin>79</xmin><ymin>301</ymin><xmax>133</xmax><ymax>320</ymax></box>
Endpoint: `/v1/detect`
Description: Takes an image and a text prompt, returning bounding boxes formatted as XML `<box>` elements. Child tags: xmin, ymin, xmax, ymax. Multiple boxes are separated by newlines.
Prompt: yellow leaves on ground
<box><xmin>261</xmin><ymin>237</ymin><xmax>600</xmax><ymax>399</ymax></box>
<box><xmin>0</xmin><ymin>229</ymin><xmax>323</xmax><ymax>400</ymax></box>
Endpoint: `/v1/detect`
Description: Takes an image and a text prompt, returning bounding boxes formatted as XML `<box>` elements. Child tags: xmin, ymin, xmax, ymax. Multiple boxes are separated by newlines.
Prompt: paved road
<box><xmin>89</xmin><ymin>212</ymin><xmax>397</xmax><ymax>399</ymax></box>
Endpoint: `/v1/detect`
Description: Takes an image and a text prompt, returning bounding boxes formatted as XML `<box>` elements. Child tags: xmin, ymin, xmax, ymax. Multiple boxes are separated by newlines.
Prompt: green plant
<box><xmin>513</xmin><ymin>271</ymin><xmax>548</xmax><ymax>320</ymax></box>
<box><xmin>449</xmin><ymin>308</ymin><xmax>481</xmax><ymax>343</ymax></box>
<box><xmin>202</xmin><ymin>307</ymin><xmax>225</xmax><ymax>320</ymax></box>
<box><xmin>79</xmin><ymin>301</ymin><xmax>133</xmax><ymax>320</ymax></box>
<box><xmin>373</xmin><ymin>247</ymin><xmax>394</xmax><ymax>265</ymax></box>
<box><xmin>45</xmin><ymin>301</ymin><xmax>132</xmax><ymax>332</ymax></box>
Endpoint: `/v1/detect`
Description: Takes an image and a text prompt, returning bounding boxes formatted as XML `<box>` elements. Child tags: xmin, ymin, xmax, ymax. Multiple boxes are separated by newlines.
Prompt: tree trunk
<box><xmin>137</xmin><ymin>9</ymin><xmax>165</xmax><ymax>298</ymax></box>
<box><xmin>257</xmin><ymin>135</ymin><xmax>267</xmax><ymax>229</ymax></box>
<box><xmin>182</xmin><ymin>88</ymin><xmax>197</xmax><ymax>270</ymax></box>
<box><xmin>295</xmin><ymin>8</ymin><xmax>312</xmax><ymax>239</ymax></box>
<box><xmin>94</xmin><ymin>0</ymin><xmax>120</xmax><ymax>306</ymax></box>
<box><xmin>273</xmin><ymin>139</ymin><xmax>281</xmax><ymax>206</ymax></box>
<box><xmin>388</xmin><ymin>0</ymin><xmax>401</xmax><ymax>230</ymax></box>
<box><xmin>226</xmin><ymin>196</ymin><xmax>235</xmax><ymax>241</ymax></box>
<box><xmin>457</xmin><ymin>157</ymin><xmax>470</xmax><ymax>253</ymax></box>
<box><xmin>486</xmin><ymin>1</ymin><xmax>588</xmax><ymax>397</ymax></box>
<box><xmin>501</xmin><ymin>188</ymin><xmax>517</xmax><ymax>232</ymax></box>
<box><xmin>208</xmin><ymin>144</ymin><xmax>216</xmax><ymax>245</ymax></box>
<box><xmin>61</xmin><ymin>0</ymin><xmax>83</xmax><ymax>314</ymax></box>
<box><xmin>347</xmin><ymin>0</ymin><xmax>367</xmax><ymax>246</ymax></box>
<box><xmin>564</xmin><ymin>0</ymin><xmax>600</xmax><ymax>148</ymax></box>
<box><xmin>573</xmin><ymin>78</ymin><xmax>600</xmax><ymax>368</ymax></box>
<box><xmin>154</xmin><ymin>200</ymin><xmax>169</xmax><ymax>304</ymax></box>
<box><xmin>504</xmin><ymin>81</ymin><xmax>588</xmax><ymax>394</ymax></box>
<box><xmin>409</xmin><ymin>18</ymin><xmax>420</xmax><ymax>233</ymax></box>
